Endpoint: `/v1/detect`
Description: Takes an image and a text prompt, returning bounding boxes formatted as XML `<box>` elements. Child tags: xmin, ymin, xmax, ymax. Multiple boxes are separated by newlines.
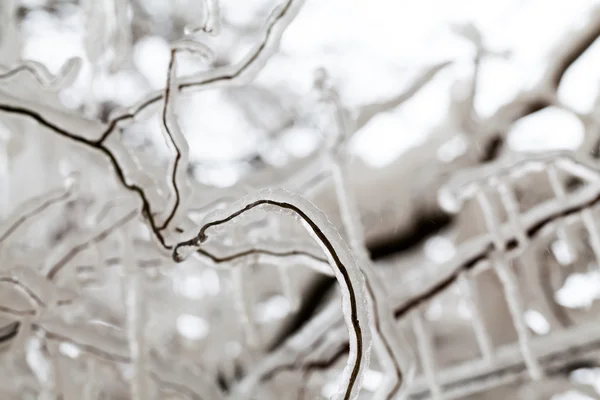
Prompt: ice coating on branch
<box><xmin>158</xmin><ymin>50</ymin><xmax>192</xmax><ymax>231</ymax></box>
<box><xmin>44</xmin><ymin>209</ymin><xmax>138</xmax><ymax>281</ymax></box>
<box><xmin>174</xmin><ymin>188</ymin><xmax>372</xmax><ymax>400</ymax></box>
<box><xmin>0</xmin><ymin>87</ymin><xmax>106</xmax><ymax>143</ymax></box>
<box><xmin>171</xmin><ymin>39</ymin><xmax>215</xmax><ymax>63</ymax></box>
<box><xmin>0</xmin><ymin>177</ymin><xmax>76</xmax><ymax>249</ymax></box>
<box><xmin>84</xmin><ymin>0</ymin><xmax>131</xmax><ymax>72</ymax></box>
<box><xmin>457</xmin><ymin>273</ymin><xmax>495</xmax><ymax>364</ymax></box>
<box><xmin>546</xmin><ymin>164</ymin><xmax>577</xmax><ymax>252</ymax></box>
<box><xmin>475</xmin><ymin>188</ymin><xmax>543</xmax><ymax>381</ymax></box>
<box><xmin>110</xmin><ymin>0</ymin><xmax>306</xmax><ymax>122</ymax></box>
<box><xmin>33</xmin><ymin>315</ymin><xmax>225</xmax><ymax>399</ymax></box>
<box><xmin>0</xmin><ymin>58</ymin><xmax>82</xmax><ymax>91</ymax></box>
<box><xmin>438</xmin><ymin>151</ymin><xmax>600</xmax><ymax>213</ymax></box>
<box><xmin>185</xmin><ymin>0</ymin><xmax>221</xmax><ymax>36</ymax></box>
<box><xmin>194</xmin><ymin>241</ymin><xmax>333</xmax><ymax>276</ymax></box>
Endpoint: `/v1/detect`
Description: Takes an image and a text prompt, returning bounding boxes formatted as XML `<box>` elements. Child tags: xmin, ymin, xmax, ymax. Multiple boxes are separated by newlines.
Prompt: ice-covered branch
<box><xmin>0</xmin><ymin>58</ymin><xmax>82</xmax><ymax>91</ymax></box>
<box><xmin>174</xmin><ymin>188</ymin><xmax>371</xmax><ymax>400</ymax></box>
<box><xmin>196</xmin><ymin>246</ymin><xmax>332</xmax><ymax>275</ymax></box>
<box><xmin>0</xmin><ymin>176</ymin><xmax>76</xmax><ymax>248</ymax></box>
<box><xmin>31</xmin><ymin>318</ymin><xmax>226</xmax><ymax>400</ymax></box>
<box><xmin>157</xmin><ymin>49</ymin><xmax>192</xmax><ymax>231</ymax></box>
<box><xmin>44</xmin><ymin>209</ymin><xmax>138</xmax><ymax>280</ymax></box>
<box><xmin>354</xmin><ymin>61</ymin><xmax>452</xmax><ymax>132</ymax></box>
<box><xmin>476</xmin><ymin>5</ymin><xmax>600</xmax><ymax>160</ymax></box>
<box><xmin>185</xmin><ymin>0</ymin><xmax>221</xmax><ymax>36</ymax></box>
<box><xmin>250</xmin><ymin>151</ymin><xmax>600</xmax><ymax>395</ymax></box>
<box><xmin>109</xmin><ymin>0</ymin><xmax>305</xmax><ymax>124</ymax></box>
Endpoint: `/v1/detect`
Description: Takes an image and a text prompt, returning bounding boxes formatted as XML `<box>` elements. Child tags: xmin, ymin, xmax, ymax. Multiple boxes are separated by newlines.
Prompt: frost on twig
<box><xmin>174</xmin><ymin>188</ymin><xmax>371</xmax><ymax>400</ymax></box>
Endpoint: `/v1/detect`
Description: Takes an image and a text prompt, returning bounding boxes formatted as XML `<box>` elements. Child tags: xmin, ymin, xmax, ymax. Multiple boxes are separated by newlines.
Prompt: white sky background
<box><xmin>16</xmin><ymin>0</ymin><xmax>600</xmax><ymax>174</ymax></box>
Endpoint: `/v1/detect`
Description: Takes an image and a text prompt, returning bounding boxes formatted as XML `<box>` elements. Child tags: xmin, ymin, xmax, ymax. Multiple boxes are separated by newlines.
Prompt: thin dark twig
<box><xmin>103</xmin><ymin>0</ymin><xmax>301</xmax><ymax>133</ymax></box>
<box><xmin>197</xmin><ymin>247</ymin><xmax>327</xmax><ymax>265</ymax></box>
<box><xmin>158</xmin><ymin>50</ymin><xmax>183</xmax><ymax>230</ymax></box>
<box><xmin>46</xmin><ymin>210</ymin><xmax>137</xmax><ymax>280</ymax></box>
<box><xmin>173</xmin><ymin>198</ymin><xmax>365</xmax><ymax>400</ymax></box>
<box><xmin>0</xmin><ymin>186</ymin><xmax>72</xmax><ymax>244</ymax></box>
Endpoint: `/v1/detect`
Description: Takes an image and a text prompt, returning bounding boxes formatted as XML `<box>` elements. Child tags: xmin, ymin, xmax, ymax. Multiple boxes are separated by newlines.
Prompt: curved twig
<box><xmin>0</xmin><ymin>58</ymin><xmax>82</xmax><ymax>91</ymax></box>
<box><xmin>105</xmin><ymin>0</ymin><xmax>304</xmax><ymax>127</ymax></box>
<box><xmin>174</xmin><ymin>189</ymin><xmax>371</xmax><ymax>400</ymax></box>
<box><xmin>157</xmin><ymin>49</ymin><xmax>191</xmax><ymax>231</ymax></box>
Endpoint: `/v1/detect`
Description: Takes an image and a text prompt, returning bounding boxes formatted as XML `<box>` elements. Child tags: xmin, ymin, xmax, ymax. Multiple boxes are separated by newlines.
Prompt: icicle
<box><xmin>475</xmin><ymin>188</ymin><xmax>543</xmax><ymax>381</ymax></box>
<box><xmin>231</xmin><ymin>261</ymin><xmax>260</xmax><ymax>348</ymax></box>
<box><xmin>174</xmin><ymin>188</ymin><xmax>372</xmax><ymax>400</ymax></box>
<box><xmin>117</xmin><ymin>226</ymin><xmax>149</xmax><ymax>400</ymax></box>
<box><xmin>412</xmin><ymin>310</ymin><xmax>443</xmax><ymax>400</ymax></box>
<box><xmin>457</xmin><ymin>273</ymin><xmax>495</xmax><ymax>364</ymax></box>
